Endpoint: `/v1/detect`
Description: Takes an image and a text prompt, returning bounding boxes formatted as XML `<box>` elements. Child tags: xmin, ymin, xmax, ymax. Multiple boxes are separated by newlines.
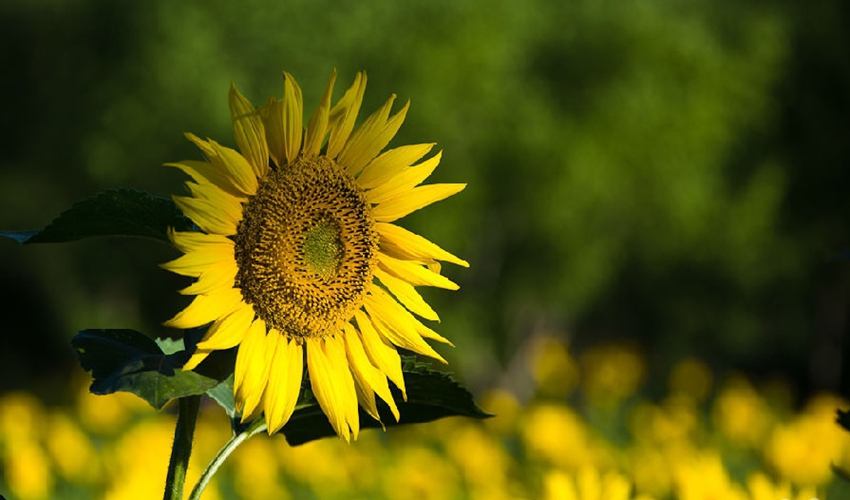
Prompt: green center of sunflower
<box><xmin>303</xmin><ymin>217</ymin><xmax>343</xmax><ymax>281</ymax></box>
<box><xmin>233</xmin><ymin>156</ymin><xmax>378</xmax><ymax>339</ymax></box>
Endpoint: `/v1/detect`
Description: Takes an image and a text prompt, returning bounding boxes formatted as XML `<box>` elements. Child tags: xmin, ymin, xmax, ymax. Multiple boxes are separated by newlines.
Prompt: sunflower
<box><xmin>162</xmin><ymin>70</ymin><xmax>467</xmax><ymax>441</ymax></box>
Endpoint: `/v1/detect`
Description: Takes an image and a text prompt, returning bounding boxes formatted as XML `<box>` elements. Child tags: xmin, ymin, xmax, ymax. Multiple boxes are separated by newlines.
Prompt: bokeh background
<box><xmin>2</xmin><ymin>0</ymin><xmax>850</xmax><ymax>499</ymax></box>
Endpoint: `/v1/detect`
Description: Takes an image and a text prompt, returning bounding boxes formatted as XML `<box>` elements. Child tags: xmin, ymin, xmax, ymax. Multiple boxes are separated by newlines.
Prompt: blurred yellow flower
<box><xmin>102</xmin><ymin>417</ymin><xmax>221</xmax><ymax>500</ymax></box>
<box><xmin>669</xmin><ymin>357</ymin><xmax>713</xmax><ymax>403</ymax></box>
<box><xmin>382</xmin><ymin>445</ymin><xmax>460</xmax><ymax>500</ymax></box>
<box><xmin>629</xmin><ymin>397</ymin><xmax>700</xmax><ymax>446</ymax></box>
<box><xmin>231</xmin><ymin>437</ymin><xmax>288</xmax><ymax>500</ymax></box>
<box><xmin>674</xmin><ymin>451</ymin><xmax>747</xmax><ymax>500</ymax></box>
<box><xmin>44</xmin><ymin>412</ymin><xmax>100</xmax><ymax>484</ymax></box>
<box><xmin>712</xmin><ymin>375</ymin><xmax>771</xmax><ymax>448</ymax></box>
<box><xmin>4</xmin><ymin>441</ymin><xmax>53</xmax><ymax>500</ymax></box>
<box><xmin>745</xmin><ymin>471</ymin><xmax>823</xmax><ymax>500</ymax></box>
<box><xmin>766</xmin><ymin>393</ymin><xmax>850</xmax><ymax>487</ymax></box>
<box><xmin>522</xmin><ymin>404</ymin><xmax>599</xmax><ymax>470</ymax></box>
<box><xmin>481</xmin><ymin>388</ymin><xmax>522</xmax><ymax>435</ymax></box>
<box><xmin>530</xmin><ymin>336</ymin><xmax>580</xmax><ymax>398</ymax></box>
<box><xmin>75</xmin><ymin>380</ymin><xmax>149</xmax><ymax>435</ymax></box>
<box><xmin>164</xmin><ymin>70</ymin><xmax>467</xmax><ymax>441</ymax></box>
<box><xmin>543</xmin><ymin>467</ymin><xmax>632</xmax><ymax>500</ymax></box>
<box><xmin>580</xmin><ymin>344</ymin><xmax>645</xmax><ymax>408</ymax></box>
<box><xmin>0</xmin><ymin>391</ymin><xmax>45</xmax><ymax>445</ymax></box>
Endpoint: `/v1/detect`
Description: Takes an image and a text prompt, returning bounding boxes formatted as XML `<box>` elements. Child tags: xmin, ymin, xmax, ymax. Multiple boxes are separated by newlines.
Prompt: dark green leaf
<box><xmin>280</xmin><ymin>361</ymin><xmax>491</xmax><ymax>446</ymax></box>
<box><xmin>0</xmin><ymin>188</ymin><xmax>192</xmax><ymax>244</ymax></box>
<box><xmin>72</xmin><ymin>329</ymin><xmax>222</xmax><ymax>410</ymax></box>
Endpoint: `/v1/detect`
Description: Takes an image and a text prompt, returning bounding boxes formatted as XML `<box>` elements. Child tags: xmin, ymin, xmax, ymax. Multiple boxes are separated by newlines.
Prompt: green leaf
<box><xmin>0</xmin><ymin>188</ymin><xmax>192</xmax><ymax>244</ymax></box>
<box><xmin>279</xmin><ymin>361</ymin><xmax>491</xmax><ymax>446</ymax></box>
<box><xmin>72</xmin><ymin>329</ymin><xmax>221</xmax><ymax>410</ymax></box>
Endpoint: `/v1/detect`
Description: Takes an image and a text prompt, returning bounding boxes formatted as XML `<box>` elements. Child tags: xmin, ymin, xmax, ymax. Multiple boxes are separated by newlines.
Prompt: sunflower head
<box><xmin>162</xmin><ymin>70</ymin><xmax>468</xmax><ymax>441</ymax></box>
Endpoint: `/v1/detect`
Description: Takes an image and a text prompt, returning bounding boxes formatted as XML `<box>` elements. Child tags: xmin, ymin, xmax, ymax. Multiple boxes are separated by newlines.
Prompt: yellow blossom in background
<box><xmin>674</xmin><ymin>451</ymin><xmax>747</xmax><ymax>500</ymax></box>
<box><xmin>766</xmin><ymin>394</ymin><xmax>850</xmax><ymax>487</ymax></box>
<box><xmin>712</xmin><ymin>375</ymin><xmax>772</xmax><ymax>449</ymax></box>
<box><xmin>102</xmin><ymin>417</ymin><xmax>221</xmax><ymax>500</ymax></box>
<box><xmin>277</xmin><ymin>437</ymin><xmax>349</xmax><ymax>488</ymax></box>
<box><xmin>0</xmin><ymin>391</ymin><xmax>45</xmax><ymax>445</ymax></box>
<box><xmin>382</xmin><ymin>445</ymin><xmax>460</xmax><ymax>500</ymax></box>
<box><xmin>444</xmin><ymin>420</ymin><xmax>515</xmax><ymax>500</ymax></box>
<box><xmin>522</xmin><ymin>404</ymin><xmax>598</xmax><ymax>470</ymax></box>
<box><xmin>0</xmin><ymin>392</ymin><xmax>53</xmax><ymax>500</ymax></box>
<box><xmin>5</xmin><ymin>440</ymin><xmax>53</xmax><ymax>500</ymax></box>
<box><xmin>580</xmin><ymin>344</ymin><xmax>645</xmax><ymax>408</ymax></box>
<box><xmin>628</xmin><ymin>396</ymin><xmax>701</xmax><ymax>452</ymax></box>
<box><xmin>745</xmin><ymin>471</ymin><xmax>824</xmax><ymax>500</ymax></box>
<box><xmin>75</xmin><ymin>379</ymin><xmax>150</xmax><ymax>435</ymax></box>
<box><xmin>481</xmin><ymin>388</ymin><xmax>522</xmax><ymax>435</ymax></box>
<box><xmin>44</xmin><ymin>412</ymin><xmax>100</xmax><ymax>485</ymax></box>
<box><xmin>669</xmin><ymin>357</ymin><xmax>713</xmax><ymax>403</ymax></box>
<box><xmin>531</xmin><ymin>336</ymin><xmax>580</xmax><ymax>398</ymax></box>
<box><xmin>3</xmin><ymin>342</ymin><xmax>850</xmax><ymax>499</ymax></box>
<box><xmin>231</xmin><ymin>437</ymin><xmax>288</xmax><ymax>500</ymax></box>
<box><xmin>543</xmin><ymin>467</ymin><xmax>633</xmax><ymax>500</ymax></box>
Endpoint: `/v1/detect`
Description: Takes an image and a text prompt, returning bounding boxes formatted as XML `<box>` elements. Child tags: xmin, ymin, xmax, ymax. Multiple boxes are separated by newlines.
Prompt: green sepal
<box><xmin>276</xmin><ymin>357</ymin><xmax>491</xmax><ymax>446</ymax></box>
<box><xmin>72</xmin><ymin>329</ymin><xmax>223</xmax><ymax>410</ymax></box>
<box><xmin>0</xmin><ymin>188</ymin><xmax>192</xmax><ymax>244</ymax></box>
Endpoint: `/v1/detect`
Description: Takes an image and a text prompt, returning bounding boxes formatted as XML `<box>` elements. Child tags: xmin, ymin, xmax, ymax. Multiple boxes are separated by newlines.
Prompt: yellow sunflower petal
<box><xmin>339</xmin><ymin>95</ymin><xmax>410</xmax><ymax>177</ymax></box>
<box><xmin>167</xmin><ymin>228</ymin><xmax>233</xmax><ymax>252</ymax></box>
<box><xmin>281</xmin><ymin>71</ymin><xmax>304</xmax><ymax>165</ymax></box>
<box><xmin>178</xmin><ymin>260</ymin><xmax>237</xmax><ymax>295</ymax></box>
<box><xmin>307</xmin><ymin>336</ymin><xmax>360</xmax><ymax>442</ymax></box>
<box><xmin>184</xmin><ymin>134</ymin><xmax>258</xmax><ymax>196</ymax></box>
<box><xmin>165</xmin><ymin>160</ymin><xmax>248</xmax><ymax>200</ymax></box>
<box><xmin>354</xmin><ymin>310</ymin><xmax>406</xmax><ymax>399</ymax></box>
<box><xmin>196</xmin><ymin>301</ymin><xmax>255</xmax><ymax>351</ymax></box>
<box><xmin>375</xmin><ymin>222</ymin><xmax>468</xmax><ymax>267</ymax></box>
<box><xmin>364</xmin><ymin>288</ymin><xmax>447</xmax><ymax>364</ymax></box>
<box><xmin>159</xmin><ymin>241</ymin><xmax>234</xmax><ymax>278</ymax></box>
<box><xmin>373</xmin><ymin>267</ymin><xmax>439</xmax><ymax>322</ymax></box>
<box><xmin>229</xmin><ymin>84</ymin><xmax>269</xmax><ymax>178</ymax></box>
<box><xmin>365</xmin><ymin>151</ymin><xmax>442</xmax><ymax>204</ymax></box>
<box><xmin>163</xmin><ymin>287</ymin><xmax>243</xmax><ymax>330</ymax></box>
<box><xmin>302</xmin><ymin>69</ymin><xmax>337</xmax><ymax>159</ymax></box>
<box><xmin>260</xmin><ymin>97</ymin><xmax>285</xmax><ymax>168</ymax></box>
<box><xmin>185</xmin><ymin>181</ymin><xmax>244</xmax><ymax>216</ymax></box>
<box><xmin>343</xmin><ymin>324</ymin><xmax>379</xmax><ymax>423</ymax></box>
<box><xmin>173</xmin><ymin>195</ymin><xmax>238</xmax><ymax>236</ymax></box>
<box><xmin>344</xmin><ymin>323</ymin><xmax>400</xmax><ymax>422</ymax></box>
<box><xmin>356</xmin><ymin>143</ymin><xmax>436</xmax><ymax>190</ymax></box>
<box><xmin>264</xmin><ymin>334</ymin><xmax>303</xmax><ymax>434</ymax></box>
<box><xmin>327</xmin><ymin>72</ymin><xmax>367</xmax><ymax>159</ymax></box>
<box><xmin>378</xmin><ymin>253</ymin><xmax>458</xmax><ymax>290</ymax></box>
<box><xmin>234</xmin><ymin>319</ymin><xmax>273</xmax><ymax>418</ymax></box>
<box><xmin>183</xmin><ymin>348</ymin><xmax>213</xmax><ymax>371</ymax></box>
<box><xmin>372</xmin><ymin>183</ymin><xmax>466</xmax><ymax>222</ymax></box>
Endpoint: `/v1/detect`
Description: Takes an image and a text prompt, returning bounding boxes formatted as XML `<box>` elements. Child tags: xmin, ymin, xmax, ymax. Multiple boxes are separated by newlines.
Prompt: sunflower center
<box><xmin>233</xmin><ymin>156</ymin><xmax>378</xmax><ymax>339</ymax></box>
<box><xmin>303</xmin><ymin>217</ymin><xmax>343</xmax><ymax>281</ymax></box>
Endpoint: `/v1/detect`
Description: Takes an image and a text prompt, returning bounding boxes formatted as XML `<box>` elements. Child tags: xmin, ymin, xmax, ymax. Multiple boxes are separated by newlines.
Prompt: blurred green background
<box><xmin>1</xmin><ymin>0</ymin><xmax>849</xmax><ymax>407</ymax></box>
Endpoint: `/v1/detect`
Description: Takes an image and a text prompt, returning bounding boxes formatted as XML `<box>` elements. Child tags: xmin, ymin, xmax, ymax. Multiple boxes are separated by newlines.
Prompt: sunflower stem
<box><xmin>163</xmin><ymin>395</ymin><xmax>201</xmax><ymax>500</ymax></box>
<box><xmin>188</xmin><ymin>418</ymin><xmax>268</xmax><ymax>500</ymax></box>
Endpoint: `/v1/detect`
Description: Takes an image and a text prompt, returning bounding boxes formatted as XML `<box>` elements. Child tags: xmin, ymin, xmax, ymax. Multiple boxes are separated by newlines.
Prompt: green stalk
<box><xmin>163</xmin><ymin>395</ymin><xmax>202</xmax><ymax>500</ymax></box>
<box><xmin>187</xmin><ymin>418</ymin><xmax>268</xmax><ymax>500</ymax></box>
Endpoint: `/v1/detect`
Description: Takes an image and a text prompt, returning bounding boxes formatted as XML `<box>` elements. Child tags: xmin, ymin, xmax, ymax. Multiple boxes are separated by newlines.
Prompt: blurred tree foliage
<box><xmin>1</xmin><ymin>0</ymin><xmax>848</xmax><ymax>402</ymax></box>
